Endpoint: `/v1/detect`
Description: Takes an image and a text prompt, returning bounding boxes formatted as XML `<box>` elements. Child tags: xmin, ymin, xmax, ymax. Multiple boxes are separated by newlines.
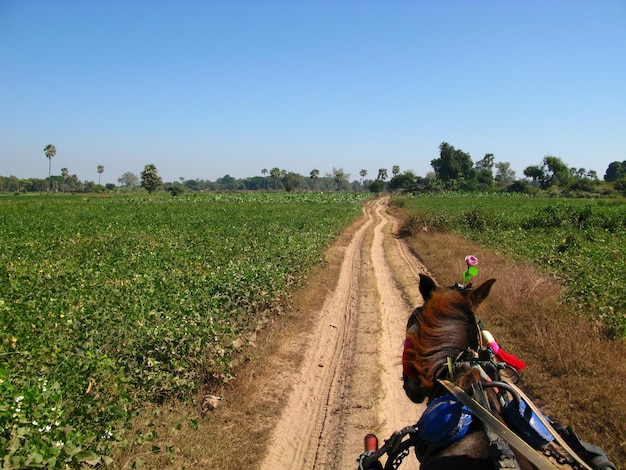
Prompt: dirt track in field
<box><xmin>259</xmin><ymin>197</ymin><xmax>429</xmax><ymax>469</ymax></box>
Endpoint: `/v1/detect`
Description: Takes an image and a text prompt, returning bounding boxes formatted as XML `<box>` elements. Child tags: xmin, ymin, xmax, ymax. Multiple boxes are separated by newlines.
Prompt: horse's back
<box><xmin>419</xmin><ymin>428</ymin><xmax>494</xmax><ymax>470</ymax></box>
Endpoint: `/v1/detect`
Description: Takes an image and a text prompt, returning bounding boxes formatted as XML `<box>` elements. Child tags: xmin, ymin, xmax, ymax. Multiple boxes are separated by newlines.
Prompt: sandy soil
<box><xmin>259</xmin><ymin>197</ymin><xmax>429</xmax><ymax>470</ymax></box>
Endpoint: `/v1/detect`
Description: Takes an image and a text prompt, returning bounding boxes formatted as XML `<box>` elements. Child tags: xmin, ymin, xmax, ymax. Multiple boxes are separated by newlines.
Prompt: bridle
<box><xmin>420</xmin><ymin>347</ymin><xmax>529</xmax><ymax>469</ymax></box>
<box><xmin>409</xmin><ymin>285</ymin><xmax>585</xmax><ymax>470</ymax></box>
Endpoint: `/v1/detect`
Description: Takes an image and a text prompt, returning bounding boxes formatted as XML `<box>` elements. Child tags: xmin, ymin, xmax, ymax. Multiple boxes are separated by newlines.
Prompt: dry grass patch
<box><xmin>398</xmin><ymin>216</ymin><xmax>626</xmax><ymax>468</ymax></box>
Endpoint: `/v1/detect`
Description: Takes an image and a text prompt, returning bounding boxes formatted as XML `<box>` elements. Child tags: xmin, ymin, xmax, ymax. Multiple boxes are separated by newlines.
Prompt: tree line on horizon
<box><xmin>2</xmin><ymin>142</ymin><xmax>626</xmax><ymax>196</ymax></box>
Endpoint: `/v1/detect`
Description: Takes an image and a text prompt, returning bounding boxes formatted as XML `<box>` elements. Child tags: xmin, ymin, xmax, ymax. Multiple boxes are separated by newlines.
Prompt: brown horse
<box><xmin>397</xmin><ymin>274</ymin><xmax>615</xmax><ymax>470</ymax></box>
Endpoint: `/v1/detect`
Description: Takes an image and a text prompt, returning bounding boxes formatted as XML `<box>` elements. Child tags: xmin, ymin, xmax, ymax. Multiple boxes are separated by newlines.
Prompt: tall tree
<box><xmin>475</xmin><ymin>153</ymin><xmax>494</xmax><ymax>172</ymax></box>
<box><xmin>270</xmin><ymin>167</ymin><xmax>281</xmax><ymax>189</ymax></box>
<box><xmin>97</xmin><ymin>165</ymin><xmax>104</xmax><ymax>185</ymax></box>
<box><xmin>604</xmin><ymin>161</ymin><xmax>626</xmax><ymax>182</ymax></box>
<box><xmin>523</xmin><ymin>156</ymin><xmax>573</xmax><ymax>190</ymax></box>
<box><xmin>377</xmin><ymin>168</ymin><xmax>388</xmax><ymax>181</ymax></box>
<box><xmin>140</xmin><ymin>164</ymin><xmax>163</xmax><ymax>194</ymax></box>
<box><xmin>392</xmin><ymin>165</ymin><xmax>400</xmax><ymax>177</ymax></box>
<box><xmin>475</xmin><ymin>153</ymin><xmax>495</xmax><ymax>187</ymax></box>
<box><xmin>309</xmin><ymin>169</ymin><xmax>320</xmax><ymax>190</ymax></box>
<box><xmin>494</xmin><ymin>162</ymin><xmax>516</xmax><ymax>188</ymax></box>
<box><xmin>430</xmin><ymin>142</ymin><xmax>475</xmax><ymax>186</ymax></box>
<box><xmin>388</xmin><ymin>170</ymin><xmax>417</xmax><ymax>191</ymax></box>
<box><xmin>118</xmin><ymin>172</ymin><xmax>139</xmax><ymax>187</ymax></box>
<box><xmin>359</xmin><ymin>169</ymin><xmax>367</xmax><ymax>190</ymax></box>
<box><xmin>7</xmin><ymin>176</ymin><xmax>20</xmax><ymax>192</ymax></box>
<box><xmin>523</xmin><ymin>165</ymin><xmax>544</xmax><ymax>188</ymax></box>
<box><xmin>369</xmin><ymin>179</ymin><xmax>384</xmax><ymax>193</ymax></box>
<box><xmin>282</xmin><ymin>172</ymin><xmax>305</xmax><ymax>192</ymax></box>
<box><xmin>43</xmin><ymin>144</ymin><xmax>56</xmax><ymax>194</ymax></box>
<box><xmin>66</xmin><ymin>174</ymin><xmax>81</xmax><ymax>192</ymax></box>
<box><xmin>217</xmin><ymin>174</ymin><xmax>237</xmax><ymax>190</ymax></box>
<box><xmin>542</xmin><ymin>155</ymin><xmax>570</xmax><ymax>188</ymax></box>
<box><xmin>332</xmin><ymin>167</ymin><xmax>349</xmax><ymax>190</ymax></box>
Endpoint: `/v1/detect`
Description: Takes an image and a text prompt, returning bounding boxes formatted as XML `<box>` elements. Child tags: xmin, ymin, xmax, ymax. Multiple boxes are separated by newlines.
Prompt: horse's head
<box><xmin>397</xmin><ymin>274</ymin><xmax>616</xmax><ymax>470</ymax></box>
<box><xmin>417</xmin><ymin>273</ymin><xmax>495</xmax><ymax>313</ymax></box>
<box><xmin>403</xmin><ymin>273</ymin><xmax>496</xmax><ymax>402</ymax></box>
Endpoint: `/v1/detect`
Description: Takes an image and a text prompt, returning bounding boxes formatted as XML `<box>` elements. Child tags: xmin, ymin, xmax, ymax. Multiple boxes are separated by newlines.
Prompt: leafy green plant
<box><xmin>0</xmin><ymin>192</ymin><xmax>369</xmax><ymax>467</ymax></box>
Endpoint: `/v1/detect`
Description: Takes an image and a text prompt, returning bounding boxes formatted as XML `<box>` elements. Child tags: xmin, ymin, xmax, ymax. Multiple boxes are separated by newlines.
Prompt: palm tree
<box><xmin>309</xmin><ymin>169</ymin><xmax>319</xmax><ymax>191</ymax></box>
<box><xmin>44</xmin><ymin>144</ymin><xmax>56</xmax><ymax>194</ymax></box>
<box><xmin>97</xmin><ymin>165</ymin><xmax>104</xmax><ymax>185</ymax></box>
<box><xmin>377</xmin><ymin>168</ymin><xmax>388</xmax><ymax>181</ymax></box>
<box><xmin>270</xmin><ymin>167</ymin><xmax>281</xmax><ymax>189</ymax></box>
<box><xmin>333</xmin><ymin>168</ymin><xmax>347</xmax><ymax>191</ymax></box>
<box><xmin>359</xmin><ymin>169</ymin><xmax>367</xmax><ymax>190</ymax></box>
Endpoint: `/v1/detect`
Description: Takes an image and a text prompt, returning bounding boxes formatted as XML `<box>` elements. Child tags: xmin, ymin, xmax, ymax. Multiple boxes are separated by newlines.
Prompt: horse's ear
<box><xmin>469</xmin><ymin>278</ymin><xmax>496</xmax><ymax>307</ymax></box>
<box><xmin>419</xmin><ymin>274</ymin><xmax>437</xmax><ymax>302</ymax></box>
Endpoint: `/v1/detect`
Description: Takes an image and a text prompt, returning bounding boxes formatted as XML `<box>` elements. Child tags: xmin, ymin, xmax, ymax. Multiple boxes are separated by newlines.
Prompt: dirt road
<box><xmin>260</xmin><ymin>197</ymin><xmax>431</xmax><ymax>470</ymax></box>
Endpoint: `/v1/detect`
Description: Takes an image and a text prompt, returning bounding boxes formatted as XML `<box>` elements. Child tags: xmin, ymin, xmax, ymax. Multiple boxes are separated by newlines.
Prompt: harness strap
<box><xmin>439</xmin><ymin>379</ymin><xmax>558</xmax><ymax>470</ymax></box>
<box><xmin>503</xmin><ymin>381</ymin><xmax>595</xmax><ymax>470</ymax></box>
<box><xmin>550</xmin><ymin>424</ymin><xmax>616</xmax><ymax>470</ymax></box>
<box><xmin>470</xmin><ymin>382</ymin><xmax>521</xmax><ymax>470</ymax></box>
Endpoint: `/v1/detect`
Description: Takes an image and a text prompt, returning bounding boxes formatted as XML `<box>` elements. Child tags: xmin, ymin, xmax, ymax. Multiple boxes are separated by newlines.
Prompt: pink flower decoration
<box><xmin>465</xmin><ymin>255</ymin><xmax>478</xmax><ymax>266</ymax></box>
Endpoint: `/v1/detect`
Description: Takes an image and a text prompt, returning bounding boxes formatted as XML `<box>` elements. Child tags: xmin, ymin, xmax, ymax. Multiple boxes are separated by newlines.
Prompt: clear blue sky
<box><xmin>1</xmin><ymin>0</ymin><xmax>625</xmax><ymax>185</ymax></box>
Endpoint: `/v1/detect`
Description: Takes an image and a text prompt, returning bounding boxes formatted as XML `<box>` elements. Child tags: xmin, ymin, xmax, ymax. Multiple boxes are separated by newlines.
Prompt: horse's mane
<box><xmin>405</xmin><ymin>287</ymin><xmax>482</xmax><ymax>392</ymax></box>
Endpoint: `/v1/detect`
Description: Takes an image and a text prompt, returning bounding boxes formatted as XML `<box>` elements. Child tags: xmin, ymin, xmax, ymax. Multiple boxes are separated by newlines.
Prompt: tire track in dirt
<box><xmin>260</xmin><ymin>199</ymin><xmax>373</xmax><ymax>469</ymax></box>
<box><xmin>370</xmin><ymin>200</ymin><xmax>424</xmax><ymax>470</ymax></box>
<box><xmin>260</xmin><ymin>198</ymin><xmax>426</xmax><ymax>470</ymax></box>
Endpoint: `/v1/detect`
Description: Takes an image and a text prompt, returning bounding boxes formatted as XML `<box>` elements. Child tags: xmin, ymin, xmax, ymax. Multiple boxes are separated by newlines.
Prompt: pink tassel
<box><xmin>482</xmin><ymin>330</ymin><xmax>527</xmax><ymax>371</ymax></box>
<box><xmin>494</xmin><ymin>346</ymin><xmax>527</xmax><ymax>371</ymax></box>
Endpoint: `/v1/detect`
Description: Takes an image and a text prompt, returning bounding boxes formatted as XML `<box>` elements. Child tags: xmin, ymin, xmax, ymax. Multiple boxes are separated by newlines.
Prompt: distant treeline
<box><xmin>4</xmin><ymin>142</ymin><xmax>626</xmax><ymax>196</ymax></box>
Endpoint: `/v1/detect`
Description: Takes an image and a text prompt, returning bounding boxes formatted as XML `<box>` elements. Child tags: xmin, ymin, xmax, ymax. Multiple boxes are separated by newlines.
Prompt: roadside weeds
<box><xmin>396</xmin><ymin>213</ymin><xmax>626</xmax><ymax>468</ymax></box>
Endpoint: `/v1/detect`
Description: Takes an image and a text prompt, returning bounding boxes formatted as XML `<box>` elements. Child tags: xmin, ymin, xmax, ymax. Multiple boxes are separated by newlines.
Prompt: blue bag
<box><xmin>417</xmin><ymin>394</ymin><xmax>473</xmax><ymax>448</ymax></box>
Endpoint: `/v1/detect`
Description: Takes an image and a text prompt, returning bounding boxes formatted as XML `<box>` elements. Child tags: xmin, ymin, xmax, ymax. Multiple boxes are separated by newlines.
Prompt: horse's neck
<box><xmin>422</xmin><ymin>428</ymin><xmax>491</xmax><ymax>470</ymax></box>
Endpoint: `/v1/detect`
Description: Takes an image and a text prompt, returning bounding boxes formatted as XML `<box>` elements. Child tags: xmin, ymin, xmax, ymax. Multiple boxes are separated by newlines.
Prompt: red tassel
<box><xmin>482</xmin><ymin>328</ymin><xmax>527</xmax><ymax>371</ymax></box>
<box><xmin>494</xmin><ymin>348</ymin><xmax>526</xmax><ymax>371</ymax></box>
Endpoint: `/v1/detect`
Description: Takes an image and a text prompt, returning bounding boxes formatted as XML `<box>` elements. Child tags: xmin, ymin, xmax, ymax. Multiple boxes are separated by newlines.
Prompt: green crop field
<box><xmin>0</xmin><ymin>192</ymin><xmax>369</xmax><ymax>468</ymax></box>
<box><xmin>395</xmin><ymin>193</ymin><xmax>626</xmax><ymax>335</ymax></box>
